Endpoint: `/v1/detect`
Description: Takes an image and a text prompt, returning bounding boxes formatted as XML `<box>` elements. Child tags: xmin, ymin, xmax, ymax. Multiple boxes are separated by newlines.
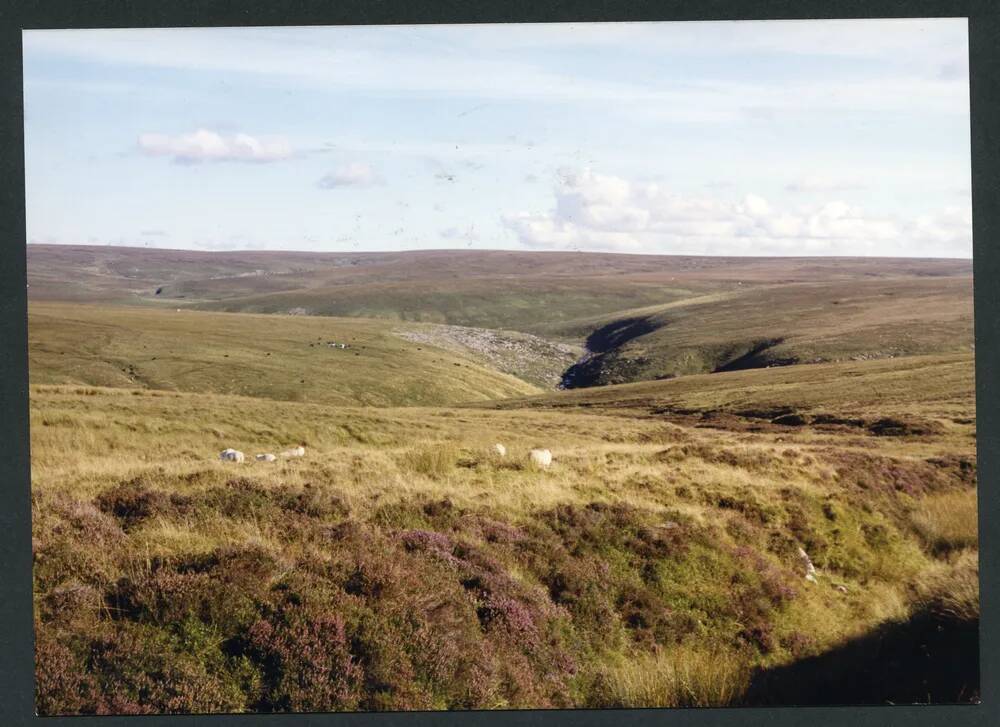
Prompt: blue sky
<box><xmin>23</xmin><ymin>19</ymin><xmax>971</xmax><ymax>257</ymax></box>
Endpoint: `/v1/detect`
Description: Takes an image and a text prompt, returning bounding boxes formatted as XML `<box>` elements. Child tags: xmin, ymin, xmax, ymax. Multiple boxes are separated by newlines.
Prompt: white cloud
<box><xmin>908</xmin><ymin>205</ymin><xmax>973</xmax><ymax>248</ymax></box>
<box><xmin>786</xmin><ymin>175</ymin><xmax>867</xmax><ymax>193</ymax></box>
<box><xmin>441</xmin><ymin>225</ymin><xmax>480</xmax><ymax>244</ymax></box>
<box><xmin>137</xmin><ymin>129</ymin><xmax>292</xmax><ymax>163</ymax></box>
<box><xmin>317</xmin><ymin>162</ymin><xmax>379</xmax><ymax>188</ymax></box>
<box><xmin>189</xmin><ymin>234</ymin><xmax>302</xmax><ymax>251</ymax></box>
<box><xmin>502</xmin><ymin>168</ymin><xmax>971</xmax><ymax>257</ymax></box>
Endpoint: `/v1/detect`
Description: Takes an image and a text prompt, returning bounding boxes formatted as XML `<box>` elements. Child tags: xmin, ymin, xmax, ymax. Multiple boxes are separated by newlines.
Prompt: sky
<box><xmin>22</xmin><ymin>19</ymin><xmax>972</xmax><ymax>257</ymax></box>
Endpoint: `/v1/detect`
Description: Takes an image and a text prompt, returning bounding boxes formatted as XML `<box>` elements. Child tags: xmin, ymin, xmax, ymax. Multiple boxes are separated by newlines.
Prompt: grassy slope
<box><xmin>29</xmin><ymin>246</ymin><xmax>974</xmax><ymax>387</ymax></box>
<box><xmin>484</xmin><ymin>353</ymin><xmax>976</xmax><ymax>420</ymax></box>
<box><xmin>551</xmin><ymin>276</ymin><xmax>973</xmax><ymax>385</ymax></box>
<box><xmin>32</xmin><ymin>352</ymin><xmax>978</xmax><ymax>713</ymax></box>
<box><xmin>201</xmin><ymin>277</ymin><xmax>689</xmax><ymax>332</ymax></box>
<box><xmin>28</xmin><ymin>302</ymin><xmax>539</xmax><ymax>407</ymax></box>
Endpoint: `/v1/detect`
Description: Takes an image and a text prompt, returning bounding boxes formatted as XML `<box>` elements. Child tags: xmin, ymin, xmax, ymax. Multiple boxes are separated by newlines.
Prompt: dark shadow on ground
<box><xmin>743</xmin><ymin>611</ymin><xmax>979</xmax><ymax>706</ymax></box>
<box><xmin>560</xmin><ymin>316</ymin><xmax>660</xmax><ymax>389</ymax></box>
<box><xmin>713</xmin><ymin>338</ymin><xmax>793</xmax><ymax>373</ymax></box>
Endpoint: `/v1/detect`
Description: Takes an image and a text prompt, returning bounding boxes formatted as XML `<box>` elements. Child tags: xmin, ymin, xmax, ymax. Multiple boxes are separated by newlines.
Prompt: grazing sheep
<box><xmin>280</xmin><ymin>445</ymin><xmax>306</xmax><ymax>458</ymax></box>
<box><xmin>219</xmin><ymin>448</ymin><xmax>245</xmax><ymax>463</ymax></box>
<box><xmin>529</xmin><ymin>448</ymin><xmax>552</xmax><ymax>467</ymax></box>
<box><xmin>255</xmin><ymin>453</ymin><xmax>277</xmax><ymax>462</ymax></box>
<box><xmin>493</xmin><ymin>443</ymin><xmax>507</xmax><ymax>457</ymax></box>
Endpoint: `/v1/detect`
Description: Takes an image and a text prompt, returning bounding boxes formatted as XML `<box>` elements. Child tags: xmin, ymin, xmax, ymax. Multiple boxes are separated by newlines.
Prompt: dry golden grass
<box><xmin>590</xmin><ymin>648</ymin><xmax>753</xmax><ymax>708</ymax></box>
<box><xmin>913</xmin><ymin>549</ymin><xmax>980</xmax><ymax>621</ymax></box>
<box><xmin>911</xmin><ymin>489</ymin><xmax>979</xmax><ymax>555</ymax></box>
<box><xmin>400</xmin><ymin>444</ymin><xmax>460</xmax><ymax>479</ymax></box>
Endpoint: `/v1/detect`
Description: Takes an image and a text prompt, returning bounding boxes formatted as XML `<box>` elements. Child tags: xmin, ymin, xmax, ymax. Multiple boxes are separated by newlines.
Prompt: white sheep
<box><xmin>255</xmin><ymin>453</ymin><xmax>277</xmax><ymax>462</ymax></box>
<box><xmin>219</xmin><ymin>448</ymin><xmax>245</xmax><ymax>463</ymax></box>
<box><xmin>280</xmin><ymin>445</ymin><xmax>306</xmax><ymax>458</ymax></box>
<box><xmin>529</xmin><ymin>448</ymin><xmax>552</xmax><ymax>467</ymax></box>
<box><xmin>492</xmin><ymin>443</ymin><xmax>507</xmax><ymax>457</ymax></box>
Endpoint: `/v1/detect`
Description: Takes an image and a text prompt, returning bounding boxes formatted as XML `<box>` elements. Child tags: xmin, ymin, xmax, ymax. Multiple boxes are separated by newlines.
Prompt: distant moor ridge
<box><xmin>27</xmin><ymin>245</ymin><xmax>973</xmax><ymax>393</ymax></box>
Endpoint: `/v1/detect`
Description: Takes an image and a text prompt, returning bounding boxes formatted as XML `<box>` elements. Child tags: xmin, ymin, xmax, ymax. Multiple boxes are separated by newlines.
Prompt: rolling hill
<box><xmin>481</xmin><ymin>352</ymin><xmax>976</xmax><ymax>420</ymax></box>
<box><xmin>27</xmin><ymin>245</ymin><xmax>974</xmax><ymax>389</ymax></box>
<box><xmin>27</xmin><ymin>302</ymin><xmax>541</xmax><ymax>407</ymax></box>
<box><xmin>548</xmin><ymin>275</ymin><xmax>972</xmax><ymax>387</ymax></box>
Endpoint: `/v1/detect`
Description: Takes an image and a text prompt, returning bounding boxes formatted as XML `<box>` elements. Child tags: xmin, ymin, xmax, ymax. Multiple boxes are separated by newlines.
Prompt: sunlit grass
<box><xmin>911</xmin><ymin>489</ymin><xmax>979</xmax><ymax>555</ymax></box>
<box><xmin>589</xmin><ymin>647</ymin><xmax>753</xmax><ymax>708</ymax></box>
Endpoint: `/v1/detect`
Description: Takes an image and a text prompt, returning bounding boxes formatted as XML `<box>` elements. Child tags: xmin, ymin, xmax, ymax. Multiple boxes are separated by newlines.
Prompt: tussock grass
<box><xmin>132</xmin><ymin>514</ymin><xmax>283</xmax><ymax>561</ymax></box>
<box><xmin>913</xmin><ymin>549</ymin><xmax>980</xmax><ymax>621</ymax></box>
<box><xmin>911</xmin><ymin>489</ymin><xmax>979</xmax><ymax>555</ymax></box>
<box><xmin>589</xmin><ymin>648</ymin><xmax>752</xmax><ymax>708</ymax></box>
<box><xmin>400</xmin><ymin>444</ymin><xmax>459</xmax><ymax>479</ymax></box>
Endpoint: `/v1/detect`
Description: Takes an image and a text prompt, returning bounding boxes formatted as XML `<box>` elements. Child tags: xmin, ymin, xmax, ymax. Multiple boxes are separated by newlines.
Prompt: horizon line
<box><xmin>24</xmin><ymin>242</ymin><xmax>974</xmax><ymax>262</ymax></box>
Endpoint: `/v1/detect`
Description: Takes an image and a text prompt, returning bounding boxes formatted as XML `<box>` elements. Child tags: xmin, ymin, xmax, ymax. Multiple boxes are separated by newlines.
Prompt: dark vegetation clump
<box><xmin>95</xmin><ymin>477</ymin><xmax>190</xmax><ymax>530</ymax></box>
<box><xmin>107</xmin><ymin>545</ymin><xmax>277</xmax><ymax>628</ymax></box>
<box><xmin>867</xmin><ymin>417</ymin><xmax>944</xmax><ymax>437</ymax></box>
<box><xmin>924</xmin><ymin>454</ymin><xmax>977</xmax><ymax>486</ymax></box>
<box><xmin>615</xmin><ymin>582</ymin><xmax>678</xmax><ymax>648</ymax></box>
<box><xmin>771</xmin><ymin>413</ymin><xmax>808</xmax><ymax>426</ymax></box>
<box><xmin>279</xmin><ymin>483</ymin><xmax>350</xmax><ymax>519</ymax></box>
<box><xmin>33</xmin><ymin>493</ymin><xmax>127</xmax><ymax>591</ymax></box>
<box><xmin>811</xmin><ymin>413</ymin><xmax>866</xmax><ymax>428</ymax></box>
<box><xmin>819</xmin><ymin>450</ymin><xmax>962</xmax><ymax>496</ymax></box>
<box><xmin>656</xmin><ymin>443</ymin><xmax>779</xmax><ymax>472</ymax></box>
<box><xmin>245</xmin><ymin>607</ymin><xmax>362</xmax><ymax>711</ymax></box>
<box><xmin>711</xmin><ymin>488</ymin><xmax>778</xmax><ymax>525</ymax></box>
<box><xmin>35</xmin><ymin>629</ymin><xmax>102</xmax><ymax>715</ymax></box>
